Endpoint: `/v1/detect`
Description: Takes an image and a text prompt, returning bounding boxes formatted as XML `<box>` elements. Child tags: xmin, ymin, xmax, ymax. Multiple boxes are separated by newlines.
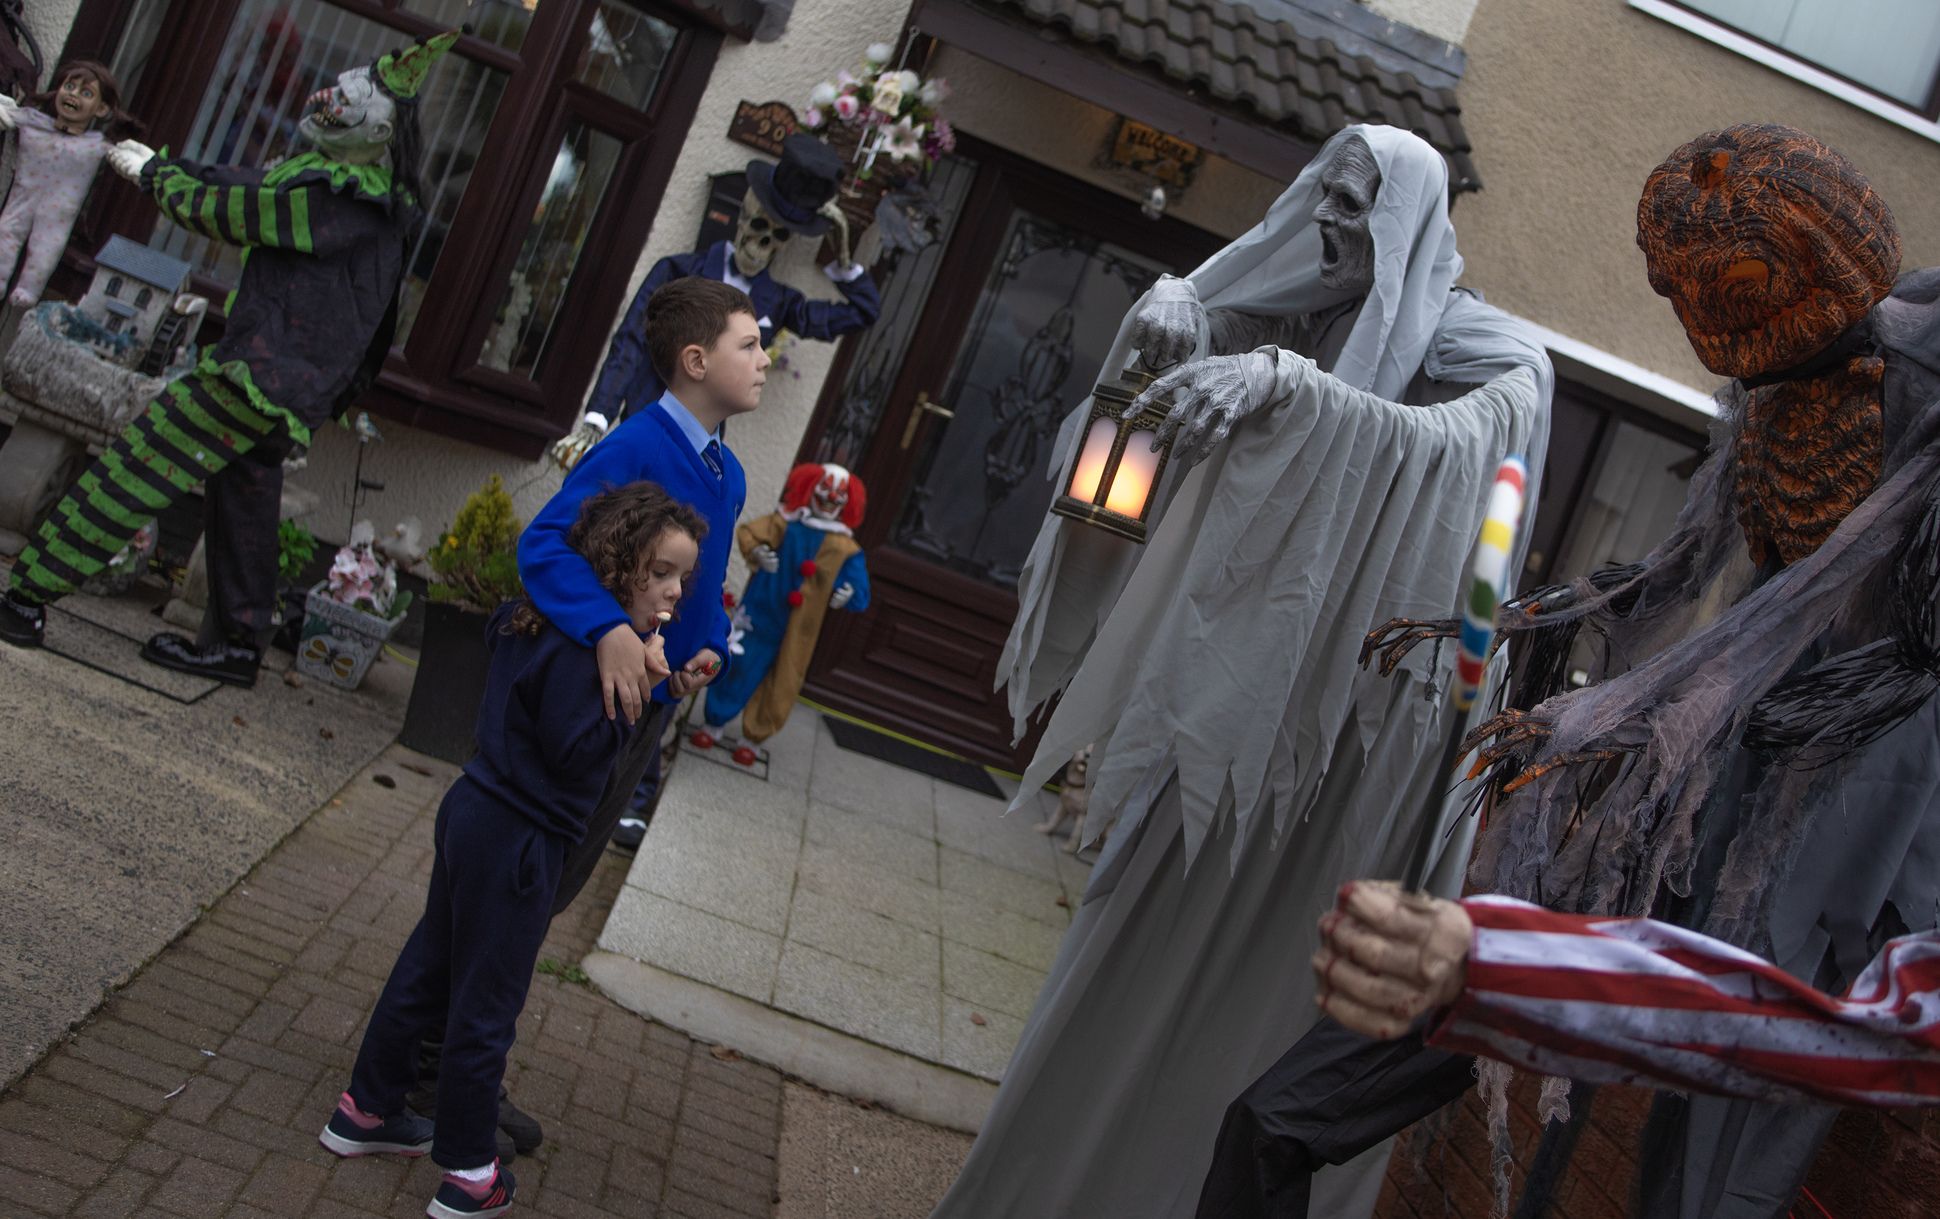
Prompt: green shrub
<box><xmin>427</xmin><ymin>474</ymin><xmax>525</xmax><ymax>610</ymax></box>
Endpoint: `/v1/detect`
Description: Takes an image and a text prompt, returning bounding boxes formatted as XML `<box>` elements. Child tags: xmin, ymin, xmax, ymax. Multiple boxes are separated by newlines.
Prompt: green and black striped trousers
<box><xmin>10</xmin><ymin>368</ymin><xmax>286</xmax><ymax>604</ymax></box>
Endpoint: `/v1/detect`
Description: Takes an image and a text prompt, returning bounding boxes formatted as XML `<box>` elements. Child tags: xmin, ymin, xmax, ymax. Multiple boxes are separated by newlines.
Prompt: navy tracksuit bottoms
<box><xmin>347</xmin><ymin>778</ymin><xmax>564</xmax><ymax>1169</ymax></box>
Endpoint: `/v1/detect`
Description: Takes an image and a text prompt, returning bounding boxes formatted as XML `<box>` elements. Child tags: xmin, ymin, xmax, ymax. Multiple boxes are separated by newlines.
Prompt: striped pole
<box><xmin>1404</xmin><ymin>453</ymin><xmax>1529</xmax><ymax>887</ymax></box>
<box><xmin>1455</xmin><ymin>456</ymin><xmax>1530</xmax><ymax>712</ymax></box>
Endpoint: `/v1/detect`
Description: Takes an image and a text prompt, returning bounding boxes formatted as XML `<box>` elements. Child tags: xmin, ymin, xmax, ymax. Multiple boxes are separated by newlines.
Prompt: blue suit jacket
<box><xmin>585</xmin><ymin>241</ymin><xmax>882</xmax><ymax>423</ymax></box>
<box><xmin>516</xmin><ymin>405</ymin><xmax>745</xmax><ymax>703</ymax></box>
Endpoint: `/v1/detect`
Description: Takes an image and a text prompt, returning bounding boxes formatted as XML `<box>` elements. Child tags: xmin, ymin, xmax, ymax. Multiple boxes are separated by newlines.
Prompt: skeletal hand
<box><xmin>1129</xmin><ymin>349</ymin><xmax>1281</xmax><ymax>469</ymax></box>
<box><xmin>1360</xmin><ymin>616</ymin><xmax>1462</xmax><ymax>676</ymax></box>
<box><xmin>1314</xmin><ymin>880</ymin><xmax>1472</xmax><ymax>1040</ymax></box>
<box><xmin>1128</xmin><ymin>275</ymin><xmax>1205</xmax><ymax>370</ymax></box>
<box><xmin>548</xmin><ymin>412</ymin><xmax>609</xmax><ymax>471</ymax></box>
<box><xmin>830</xmin><ymin>582</ymin><xmax>854</xmax><ymax>610</ymax></box>
<box><xmin>106</xmin><ymin>139</ymin><xmax>158</xmax><ymax>182</ymax></box>
<box><xmin>750</xmin><ymin>544</ymin><xmax>780</xmax><ymax>573</ymax></box>
<box><xmin>820</xmin><ymin>200</ymin><xmax>854</xmax><ymax>270</ymax></box>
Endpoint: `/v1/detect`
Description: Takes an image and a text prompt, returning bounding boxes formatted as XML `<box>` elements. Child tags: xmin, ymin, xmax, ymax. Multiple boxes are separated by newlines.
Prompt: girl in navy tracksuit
<box><xmin>319</xmin><ymin>481</ymin><xmax>705</xmax><ymax>1219</ymax></box>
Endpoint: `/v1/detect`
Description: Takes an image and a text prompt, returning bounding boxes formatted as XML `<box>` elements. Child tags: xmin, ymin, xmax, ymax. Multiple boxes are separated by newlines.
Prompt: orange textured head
<box><xmin>1637</xmin><ymin>124</ymin><xmax>1900</xmax><ymax>378</ymax></box>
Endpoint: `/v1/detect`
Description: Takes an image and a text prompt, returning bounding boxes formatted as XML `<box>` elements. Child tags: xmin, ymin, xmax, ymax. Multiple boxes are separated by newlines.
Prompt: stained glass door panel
<box><xmin>892</xmin><ymin>212</ymin><xmax>1167</xmax><ymax>587</ymax></box>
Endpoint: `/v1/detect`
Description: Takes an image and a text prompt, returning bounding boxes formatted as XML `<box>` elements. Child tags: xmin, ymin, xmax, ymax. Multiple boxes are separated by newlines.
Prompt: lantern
<box><xmin>1050</xmin><ymin>365</ymin><xmax>1172</xmax><ymax>543</ymax></box>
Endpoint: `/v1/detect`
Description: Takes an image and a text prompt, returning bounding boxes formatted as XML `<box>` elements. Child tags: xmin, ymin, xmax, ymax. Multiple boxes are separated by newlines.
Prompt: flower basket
<box><xmin>296</xmin><ymin>580</ymin><xmax>401</xmax><ymax>690</ymax></box>
<box><xmin>822</xmin><ymin>121</ymin><xmax>905</xmax><ymax>238</ymax></box>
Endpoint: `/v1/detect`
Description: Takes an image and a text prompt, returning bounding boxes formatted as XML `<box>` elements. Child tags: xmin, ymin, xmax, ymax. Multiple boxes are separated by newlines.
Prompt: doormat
<box><xmin>41</xmin><ymin>603</ymin><xmax>220</xmax><ymax>704</ymax></box>
<box><xmin>824</xmin><ymin>717</ymin><xmax>1004</xmax><ymax>798</ymax></box>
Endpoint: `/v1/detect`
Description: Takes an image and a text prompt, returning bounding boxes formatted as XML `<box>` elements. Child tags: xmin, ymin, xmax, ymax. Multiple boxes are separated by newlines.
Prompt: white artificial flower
<box><xmin>865</xmin><ymin>42</ymin><xmax>894</xmax><ymax>66</ymax></box>
<box><xmin>808</xmin><ymin>80</ymin><xmax>838</xmax><ymax>107</ymax></box>
<box><xmin>919</xmin><ymin>76</ymin><xmax>950</xmax><ymax>106</ymax></box>
<box><xmin>883</xmin><ymin>116</ymin><xmax>926</xmax><ymax>161</ymax></box>
<box><xmin>833</xmin><ymin>94</ymin><xmax>861</xmax><ymax>122</ymax></box>
<box><xmin>893</xmin><ymin>70</ymin><xmax>921</xmax><ymax>95</ymax></box>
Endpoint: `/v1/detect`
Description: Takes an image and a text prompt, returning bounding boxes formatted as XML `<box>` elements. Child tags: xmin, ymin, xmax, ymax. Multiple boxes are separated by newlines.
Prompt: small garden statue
<box><xmin>692</xmin><ymin>462</ymin><xmax>870</xmax><ymax>760</ymax></box>
<box><xmin>0</xmin><ymin>59</ymin><xmax>141</xmax><ymax>307</ymax></box>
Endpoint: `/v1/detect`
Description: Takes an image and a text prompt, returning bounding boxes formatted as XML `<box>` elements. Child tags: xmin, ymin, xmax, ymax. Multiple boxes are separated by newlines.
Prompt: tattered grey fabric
<box><xmin>935</xmin><ymin>127</ymin><xmax>1552</xmax><ymax>1219</ymax></box>
<box><xmin>1473</xmin><ymin>267</ymin><xmax>1940</xmax><ymax>975</ymax></box>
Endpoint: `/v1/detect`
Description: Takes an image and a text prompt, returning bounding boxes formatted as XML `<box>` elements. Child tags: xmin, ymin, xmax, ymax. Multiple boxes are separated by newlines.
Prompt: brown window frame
<box><xmin>55</xmin><ymin>0</ymin><xmax>728</xmax><ymax>459</ymax></box>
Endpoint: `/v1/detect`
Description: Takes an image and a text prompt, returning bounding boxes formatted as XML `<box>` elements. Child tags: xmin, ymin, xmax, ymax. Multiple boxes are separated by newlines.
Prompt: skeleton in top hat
<box><xmin>0</xmin><ymin>28</ymin><xmax>460</xmax><ymax>685</ymax></box>
<box><xmin>555</xmin><ymin>133</ymin><xmax>882</xmax><ymax>465</ymax></box>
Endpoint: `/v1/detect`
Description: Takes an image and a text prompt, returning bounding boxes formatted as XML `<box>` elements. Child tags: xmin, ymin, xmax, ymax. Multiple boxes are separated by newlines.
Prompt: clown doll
<box><xmin>0</xmin><ymin>60</ymin><xmax>142</xmax><ymax>307</ymax></box>
<box><xmin>694</xmin><ymin>463</ymin><xmax>871</xmax><ymax>759</ymax></box>
<box><xmin>0</xmin><ymin>30</ymin><xmax>461</xmax><ymax>685</ymax></box>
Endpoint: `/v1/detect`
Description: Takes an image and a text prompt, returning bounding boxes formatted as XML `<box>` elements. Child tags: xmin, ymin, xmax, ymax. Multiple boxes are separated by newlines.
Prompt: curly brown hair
<box><xmin>506</xmin><ymin>480</ymin><xmax>706</xmax><ymax>636</ymax></box>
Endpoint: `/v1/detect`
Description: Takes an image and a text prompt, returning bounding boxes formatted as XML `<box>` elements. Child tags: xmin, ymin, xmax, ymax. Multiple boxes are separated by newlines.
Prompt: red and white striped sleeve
<box><xmin>1425</xmin><ymin>896</ymin><xmax>1940</xmax><ymax>1106</ymax></box>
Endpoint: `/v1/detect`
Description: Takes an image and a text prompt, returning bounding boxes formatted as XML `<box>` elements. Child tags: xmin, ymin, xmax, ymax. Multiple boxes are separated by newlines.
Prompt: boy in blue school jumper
<box><xmin>320</xmin><ymin>482</ymin><xmax>706</xmax><ymax>1219</ymax></box>
<box><xmin>523</xmin><ymin>276</ymin><xmax>768</xmax><ymax>908</ymax></box>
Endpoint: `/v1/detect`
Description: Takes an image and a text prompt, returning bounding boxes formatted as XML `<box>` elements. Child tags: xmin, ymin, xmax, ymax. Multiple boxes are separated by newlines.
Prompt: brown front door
<box><xmin>798</xmin><ymin>142</ymin><xmax>1222</xmax><ymax>769</ymax></box>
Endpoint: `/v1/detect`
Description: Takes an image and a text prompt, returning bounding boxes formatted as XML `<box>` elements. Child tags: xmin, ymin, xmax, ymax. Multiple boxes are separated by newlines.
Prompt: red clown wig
<box><xmin>780</xmin><ymin>462</ymin><xmax>867</xmax><ymax>530</ymax></box>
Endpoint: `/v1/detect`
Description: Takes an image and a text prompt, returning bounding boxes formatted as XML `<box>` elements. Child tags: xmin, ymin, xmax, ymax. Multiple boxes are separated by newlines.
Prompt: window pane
<box><xmin>479</xmin><ymin>121</ymin><xmax>626</xmax><ymax>380</ymax></box>
<box><xmin>1684</xmin><ymin>0</ymin><xmax>1940</xmax><ymax>106</ymax></box>
<box><xmin>573</xmin><ymin>1</ymin><xmax>678</xmax><ymax>110</ymax></box>
<box><xmin>106</xmin><ymin>0</ymin><xmax>173</xmax><ymax>100</ymax></box>
<box><xmin>142</xmin><ymin>0</ymin><xmax>509</xmax><ymax>348</ymax></box>
<box><xmin>402</xmin><ymin>0</ymin><xmax>538</xmax><ymax>52</ymax></box>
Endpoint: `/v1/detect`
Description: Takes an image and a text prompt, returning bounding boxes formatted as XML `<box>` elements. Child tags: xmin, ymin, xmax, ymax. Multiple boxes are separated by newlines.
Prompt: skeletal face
<box><xmin>733</xmin><ymin>189</ymin><xmax>792</xmax><ymax>277</ymax></box>
<box><xmin>1312</xmin><ymin>136</ymin><xmax>1381</xmax><ymax>293</ymax></box>
<box><xmin>298</xmin><ymin>65</ymin><xmax>396</xmax><ymax>163</ymax></box>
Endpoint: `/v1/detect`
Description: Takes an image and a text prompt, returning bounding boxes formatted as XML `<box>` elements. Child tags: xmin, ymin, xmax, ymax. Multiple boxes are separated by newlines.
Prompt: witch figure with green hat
<box><xmin>0</xmin><ymin>27</ymin><xmax>462</xmax><ymax>689</ymax></box>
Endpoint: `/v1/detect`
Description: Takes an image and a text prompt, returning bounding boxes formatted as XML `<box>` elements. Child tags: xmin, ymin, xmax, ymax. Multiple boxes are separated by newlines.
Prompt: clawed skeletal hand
<box><xmin>1360</xmin><ymin>616</ymin><xmax>1461</xmax><ymax>675</ymax></box>
<box><xmin>1460</xmin><ymin>708</ymin><xmax>1629</xmax><ymax>794</ymax></box>
<box><xmin>1314</xmin><ymin>880</ymin><xmax>1472</xmax><ymax>1040</ymax></box>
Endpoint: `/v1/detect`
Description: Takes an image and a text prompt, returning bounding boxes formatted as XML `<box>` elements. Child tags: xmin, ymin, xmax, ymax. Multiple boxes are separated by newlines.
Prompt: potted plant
<box><xmin>800</xmin><ymin>42</ymin><xmax>953</xmax><ymax>238</ymax></box>
<box><xmin>295</xmin><ymin>522</ymin><xmax>413</xmax><ymax>690</ymax></box>
<box><xmin>398</xmin><ymin>474</ymin><xmax>525</xmax><ymax>763</ymax></box>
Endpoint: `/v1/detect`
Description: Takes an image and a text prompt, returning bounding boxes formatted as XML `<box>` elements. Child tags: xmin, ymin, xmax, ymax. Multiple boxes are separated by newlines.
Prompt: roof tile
<box><xmin>980</xmin><ymin>0</ymin><xmax>1481</xmax><ymax>191</ymax></box>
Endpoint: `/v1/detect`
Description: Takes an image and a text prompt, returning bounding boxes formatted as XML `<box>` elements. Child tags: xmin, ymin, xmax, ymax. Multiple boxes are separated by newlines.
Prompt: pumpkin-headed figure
<box><xmin>693</xmin><ymin>462</ymin><xmax>872</xmax><ymax>760</ymax></box>
<box><xmin>1638</xmin><ymin>123</ymin><xmax>1901</xmax><ymax>567</ymax></box>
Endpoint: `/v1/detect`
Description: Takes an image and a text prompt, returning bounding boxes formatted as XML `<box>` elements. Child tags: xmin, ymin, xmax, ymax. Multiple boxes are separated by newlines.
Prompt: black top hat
<box><xmin>746</xmin><ymin>133</ymin><xmax>843</xmax><ymax>237</ymax></box>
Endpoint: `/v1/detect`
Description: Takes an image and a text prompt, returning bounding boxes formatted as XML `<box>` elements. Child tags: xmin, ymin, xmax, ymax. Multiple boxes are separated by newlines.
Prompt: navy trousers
<box><xmin>348</xmin><ymin>779</ymin><xmax>563</xmax><ymax>1169</ymax></box>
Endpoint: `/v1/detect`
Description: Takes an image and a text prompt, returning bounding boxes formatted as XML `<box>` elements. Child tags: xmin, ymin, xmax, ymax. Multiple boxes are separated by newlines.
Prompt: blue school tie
<box><xmin>702</xmin><ymin>439</ymin><xmax>723</xmax><ymax>480</ymax></box>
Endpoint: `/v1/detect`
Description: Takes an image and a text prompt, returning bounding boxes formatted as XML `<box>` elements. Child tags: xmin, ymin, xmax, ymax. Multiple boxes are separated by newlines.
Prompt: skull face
<box><xmin>733</xmin><ymin>189</ymin><xmax>792</xmax><ymax>278</ymax></box>
<box><xmin>809</xmin><ymin>465</ymin><xmax>852</xmax><ymax>522</ymax></box>
<box><xmin>1312</xmin><ymin>135</ymin><xmax>1382</xmax><ymax>293</ymax></box>
<box><xmin>299</xmin><ymin>65</ymin><xmax>397</xmax><ymax>163</ymax></box>
<box><xmin>1637</xmin><ymin>124</ymin><xmax>1900</xmax><ymax>378</ymax></box>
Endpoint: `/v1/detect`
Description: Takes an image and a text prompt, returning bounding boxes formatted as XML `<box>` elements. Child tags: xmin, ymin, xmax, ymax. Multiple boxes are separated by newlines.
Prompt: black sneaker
<box><xmin>0</xmin><ymin>591</ymin><xmax>44</xmax><ymax>648</ymax></box>
<box><xmin>139</xmin><ymin>631</ymin><xmax>261</xmax><ymax>687</ymax></box>
<box><xmin>497</xmin><ymin>1091</ymin><xmax>544</xmax><ymax>1155</ymax></box>
<box><xmin>318</xmin><ymin>1092</ymin><xmax>433</xmax><ymax>1157</ymax></box>
<box><xmin>427</xmin><ymin>1161</ymin><xmax>516</xmax><ymax>1218</ymax></box>
<box><xmin>611</xmin><ymin>816</ymin><xmax>648</xmax><ymax>851</ymax></box>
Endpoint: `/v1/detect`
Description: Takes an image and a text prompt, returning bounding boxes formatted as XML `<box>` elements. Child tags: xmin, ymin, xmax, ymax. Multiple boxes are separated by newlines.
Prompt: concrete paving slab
<box><xmin>807</xmin><ymin>732</ymin><xmax>937</xmax><ymax>836</ymax></box>
<box><xmin>933</xmin><ymin>783</ymin><xmax>1062</xmax><ymax>879</ymax></box>
<box><xmin>786</xmin><ymin>887</ymin><xmax>941</xmax><ymax>987</ymax></box>
<box><xmin>805</xmin><ymin>800</ymin><xmax>939</xmax><ymax>884</ymax></box>
<box><xmin>936</xmin><ymin>887</ymin><xmax>1064</xmax><ymax>973</ymax></box>
<box><xmin>796</xmin><ymin>841</ymin><xmax>943</xmax><ymax>932</ymax></box>
<box><xmin>773</xmin><ymin>1082</ymin><xmax>972</xmax><ymax>1219</ymax></box>
<box><xmin>599</xmin><ymin>886</ymin><xmax>782</xmax><ymax>1003</ymax></box>
<box><xmin>939</xmin><ymin>996</ymin><xmax>1025</xmax><ymax>1082</ymax></box>
<box><xmin>626</xmin><ymin>838</ymin><xmax>799</xmax><ymax>936</ymax></box>
<box><xmin>774</xmin><ymin>941</ymin><xmax>942</xmax><ymax>1061</ymax></box>
<box><xmin>939</xmin><ymin>846</ymin><xmax>1071</xmax><ymax>929</ymax></box>
<box><xmin>941</xmin><ymin>939</ymin><xmax>1049</xmax><ymax>1022</ymax></box>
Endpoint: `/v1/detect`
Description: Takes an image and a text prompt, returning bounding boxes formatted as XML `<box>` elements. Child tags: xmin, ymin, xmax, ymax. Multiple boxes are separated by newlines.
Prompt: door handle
<box><xmin>899</xmin><ymin>391</ymin><xmax>956</xmax><ymax>450</ymax></box>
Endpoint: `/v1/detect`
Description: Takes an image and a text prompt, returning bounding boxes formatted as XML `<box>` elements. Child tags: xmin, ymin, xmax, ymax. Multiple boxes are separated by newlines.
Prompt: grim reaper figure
<box><xmin>1208</xmin><ymin>124</ymin><xmax>1940</xmax><ymax>1219</ymax></box>
<box><xmin>927</xmin><ymin>126</ymin><xmax>1553</xmax><ymax>1219</ymax></box>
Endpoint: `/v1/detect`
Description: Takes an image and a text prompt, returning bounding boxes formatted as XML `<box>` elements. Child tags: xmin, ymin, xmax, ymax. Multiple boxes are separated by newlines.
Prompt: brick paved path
<box><xmin>1</xmin><ymin>745</ymin><xmax>785</xmax><ymax>1219</ymax></box>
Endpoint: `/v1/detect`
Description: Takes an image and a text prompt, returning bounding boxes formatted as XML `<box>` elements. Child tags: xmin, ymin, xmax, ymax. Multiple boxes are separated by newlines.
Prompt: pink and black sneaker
<box><xmin>428</xmin><ymin>1161</ymin><xmax>516</xmax><ymax>1218</ymax></box>
<box><xmin>318</xmin><ymin>1092</ymin><xmax>433</xmax><ymax>1157</ymax></box>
